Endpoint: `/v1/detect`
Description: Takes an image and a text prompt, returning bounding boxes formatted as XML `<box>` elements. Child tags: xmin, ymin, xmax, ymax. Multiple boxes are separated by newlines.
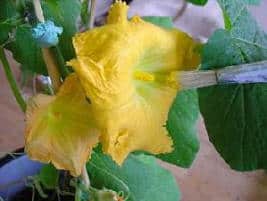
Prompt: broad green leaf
<box><xmin>142</xmin><ymin>16</ymin><xmax>173</xmax><ymax>29</ymax></box>
<box><xmin>142</xmin><ymin>17</ymin><xmax>200</xmax><ymax>168</ymax></box>
<box><xmin>242</xmin><ymin>0</ymin><xmax>261</xmax><ymax>4</ymax></box>
<box><xmin>0</xmin><ymin>0</ymin><xmax>20</xmax><ymax>46</ymax></box>
<box><xmin>38</xmin><ymin>164</ymin><xmax>59</xmax><ymax>189</ymax></box>
<box><xmin>158</xmin><ymin>90</ymin><xmax>200</xmax><ymax>167</ymax></box>
<box><xmin>198</xmin><ymin>0</ymin><xmax>267</xmax><ymax>170</ymax></box>
<box><xmin>87</xmin><ymin>151</ymin><xmax>180</xmax><ymax>201</ymax></box>
<box><xmin>42</xmin><ymin>0</ymin><xmax>81</xmax><ymax>60</ymax></box>
<box><xmin>186</xmin><ymin>0</ymin><xmax>208</xmax><ymax>5</ymax></box>
<box><xmin>6</xmin><ymin>25</ymin><xmax>47</xmax><ymax>75</ymax></box>
<box><xmin>0</xmin><ymin>22</ymin><xmax>13</xmax><ymax>45</ymax></box>
<box><xmin>0</xmin><ymin>17</ymin><xmax>21</xmax><ymax>46</ymax></box>
<box><xmin>0</xmin><ymin>0</ymin><xmax>18</xmax><ymax>21</ymax></box>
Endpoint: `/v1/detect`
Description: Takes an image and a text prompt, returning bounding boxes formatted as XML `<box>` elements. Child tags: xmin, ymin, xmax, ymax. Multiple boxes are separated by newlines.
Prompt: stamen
<box><xmin>134</xmin><ymin>71</ymin><xmax>155</xmax><ymax>82</ymax></box>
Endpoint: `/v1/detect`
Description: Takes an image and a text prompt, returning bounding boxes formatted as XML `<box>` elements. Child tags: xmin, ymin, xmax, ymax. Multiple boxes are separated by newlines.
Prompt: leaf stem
<box><xmin>0</xmin><ymin>47</ymin><xmax>26</xmax><ymax>112</ymax></box>
<box><xmin>88</xmin><ymin>0</ymin><xmax>96</xmax><ymax>29</ymax></box>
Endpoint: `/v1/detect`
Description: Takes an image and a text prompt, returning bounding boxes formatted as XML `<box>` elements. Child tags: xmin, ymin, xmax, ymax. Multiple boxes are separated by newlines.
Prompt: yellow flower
<box><xmin>25</xmin><ymin>1</ymin><xmax>200</xmax><ymax>173</ymax></box>
<box><xmin>68</xmin><ymin>1</ymin><xmax>200</xmax><ymax>164</ymax></box>
<box><xmin>25</xmin><ymin>74</ymin><xmax>99</xmax><ymax>176</ymax></box>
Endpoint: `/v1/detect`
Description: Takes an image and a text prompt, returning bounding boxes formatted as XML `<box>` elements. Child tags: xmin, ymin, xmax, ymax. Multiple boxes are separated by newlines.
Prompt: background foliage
<box><xmin>199</xmin><ymin>0</ymin><xmax>267</xmax><ymax>170</ymax></box>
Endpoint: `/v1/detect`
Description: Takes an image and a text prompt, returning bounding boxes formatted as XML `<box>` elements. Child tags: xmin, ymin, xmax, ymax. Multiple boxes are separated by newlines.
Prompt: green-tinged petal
<box><xmin>68</xmin><ymin>1</ymin><xmax>200</xmax><ymax>164</ymax></box>
<box><xmin>25</xmin><ymin>74</ymin><xmax>100</xmax><ymax>176</ymax></box>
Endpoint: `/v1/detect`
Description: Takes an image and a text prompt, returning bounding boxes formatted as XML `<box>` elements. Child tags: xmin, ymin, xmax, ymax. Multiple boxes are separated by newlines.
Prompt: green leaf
<box><xmin>158</xmin><ymin>90</ymin><xmax>200</xmax><ymax>167</ymax></box>
<box><xmin>38</xmin><ymin>164</ymin><xmax>59</xmax><ymax>189</ymax></box>
<box><xmin>87</xmin><ymin>151</ymin><xmax>180</xmax><ymax>201</ymax></box>
<box><xmin>81</xmin><ymin>0</ymin><xmax>89</xmax><ymax>26</ymax></box>
<box><xmin>186</xmin><ymin>0</ymin><xmax>208</xmax><ymax>6</ymax></box>
<box><xmin>223</xmin><ymin>11</ymin><xmax>232</xmax><ymax>30</ymax></box>
<box><xmin>0</xmin><ymin>22</ymin><xmax>13</xmax><ymax>45</ymax></box>
<box><xmin>42</xmin><ymin>0</ymin><xmax>81</xmax><ymax>60</ymax></box>
<box><xmin>0</xmin><ymin>0</ymin><xmax>18</xmax><ymax>21</ymax></box>
<box><xmin>142</xmin><ymin>16</ymin><xmax>173</xmax><ymax>29</ymax></box>
<box><xmin>242</xmin><ymin>0</ymin><xmax>261</xmax><ymax>4</ymax></box>
<box><xmin>198</xmin><ymin>0</ymin><xmax>267</xmax><ymax>170</ymax></box>
<box><xmin>6</xmin><ymin>25</ymin><xmax>47</xmax><ymax>75</ymax></box>
<box><xmin>0</xmin><ymin>17</ymin><xmax>21</xmax><ymax>46</ymax></box>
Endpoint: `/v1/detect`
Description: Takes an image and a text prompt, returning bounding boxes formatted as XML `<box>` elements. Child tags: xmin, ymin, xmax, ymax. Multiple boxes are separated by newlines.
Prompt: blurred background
<box><xmin>0</xmin><ymin>0</ymin><xmax>267</xmax><ymax>200</ymax></box>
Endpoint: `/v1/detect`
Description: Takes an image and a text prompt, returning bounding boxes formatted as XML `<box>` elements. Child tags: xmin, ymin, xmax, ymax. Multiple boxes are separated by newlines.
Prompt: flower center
<box><xmin>134</xmin><ymin>71</ymin><xmax>155</xmax><ymax>82</ymax></box>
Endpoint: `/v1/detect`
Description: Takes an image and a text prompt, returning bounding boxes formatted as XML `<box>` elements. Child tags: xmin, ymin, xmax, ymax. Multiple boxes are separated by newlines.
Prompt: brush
<box><xmin>177</xmin><ymin>60</ymin><xmax>267</xmax><ymax>89</ymax></box>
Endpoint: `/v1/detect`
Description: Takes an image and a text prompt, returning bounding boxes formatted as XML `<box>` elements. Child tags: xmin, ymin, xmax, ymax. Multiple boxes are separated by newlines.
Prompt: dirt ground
<box><xmin>1</xmin><ymin>1</ymin><xmax>267</xmax><ymax>201</ymax></box>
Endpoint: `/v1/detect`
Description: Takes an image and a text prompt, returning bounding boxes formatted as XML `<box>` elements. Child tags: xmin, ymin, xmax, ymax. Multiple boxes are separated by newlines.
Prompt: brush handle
<box><xmin>216</xmin><ymin>61</ymin><xmax>267</xmax><ymax>84</ymax></box>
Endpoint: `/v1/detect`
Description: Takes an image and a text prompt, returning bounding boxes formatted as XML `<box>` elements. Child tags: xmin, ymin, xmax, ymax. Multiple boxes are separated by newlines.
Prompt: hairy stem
<box><xmin>0</xmin><ymin>47</ymin><xmax>26</xmax><ymax>112</ymax></box>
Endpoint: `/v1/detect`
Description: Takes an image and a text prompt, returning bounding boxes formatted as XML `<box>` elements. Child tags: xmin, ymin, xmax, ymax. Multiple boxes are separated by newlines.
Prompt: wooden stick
<box><xmin>32</xmin><ymin>0</ymin><xmax>61</xmax><ymax>92</ymax></box>
<box><xmin>178</xmin><ymin>60</ymin><xmax>267</xmax><ymax>89</ymax></box>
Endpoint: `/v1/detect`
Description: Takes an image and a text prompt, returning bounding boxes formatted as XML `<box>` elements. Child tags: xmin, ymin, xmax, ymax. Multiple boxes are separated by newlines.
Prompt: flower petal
<box><xmin>68</xmin><ymin>1</ymin><xmax>200</xmax><ymax>164</ymax></box>
<box><xmin>25</xmin><ymin>74</ymin><xmax>99</xmax><ymax>176</ymax></box>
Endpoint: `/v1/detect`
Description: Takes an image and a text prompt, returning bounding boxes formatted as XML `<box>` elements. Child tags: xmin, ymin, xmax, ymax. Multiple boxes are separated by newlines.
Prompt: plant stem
<box><xmin>81</xmin><ymin>165</ymin><xmax>90</xmax><ymax>187</ymax></box>
<box><xmin>75</xmin><ymin>186</ymin><xmax>82</xmax><ymax>201</ymax></box>
<box><xmin>173</xmin><ymin>0</ymin><xmax>187</xmax><ymax>21</ymax></box>
<box><xmin>51</xmin><ymin>46</ymin><xmax>70</xmax><ymax>79</ymax></box>
<box><xmin>0</xmin><ymin>47</ymin><xmax>26</xmax><ymax>112</ymax></box>
<box><xmin>88</xmin><ymin>0</ymin><xmax>96</xmax><ymax>29</ymax></box>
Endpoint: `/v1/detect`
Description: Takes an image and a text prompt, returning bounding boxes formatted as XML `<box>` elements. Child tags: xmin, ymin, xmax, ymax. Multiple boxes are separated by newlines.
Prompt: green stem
<box><xmin>0</xmin><ymin>47</ymin><xmax>26</xmax><ymax>112</ymax></box>
<box><xmin>81</xmin><ymin>165</ymin><xmax>90</xmax><ymax>187</ymax></box>
<box><xmin>75</xmin><ymin>187</ymin><xmax>82</xmax><ymax>201</ymax></box>
<box><xmin>51</xmin><ymin>46</ymin><xmax>70</xmax><ymax>79</ymax></box>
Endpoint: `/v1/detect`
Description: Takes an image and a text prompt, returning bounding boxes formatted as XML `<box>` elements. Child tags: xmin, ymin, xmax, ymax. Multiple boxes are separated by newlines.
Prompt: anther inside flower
<box><xmin>25</xmin><ymin>0</ymin><xmax>200</xmax><ymax>176</ymax></box>
<box><xmin>68</xmin><ymin>1</ymin><xmax>200</xmax><ymax>164</ymax></box>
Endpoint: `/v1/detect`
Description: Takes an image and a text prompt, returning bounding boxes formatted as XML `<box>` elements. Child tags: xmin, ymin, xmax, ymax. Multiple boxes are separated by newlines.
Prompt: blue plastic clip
<box><xmin>32</xmin><ymin>21</ymin><xmax>63</xmax><ymax>48</ymax></box>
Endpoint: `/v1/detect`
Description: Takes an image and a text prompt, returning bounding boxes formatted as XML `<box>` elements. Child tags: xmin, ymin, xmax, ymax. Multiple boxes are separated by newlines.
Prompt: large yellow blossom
<box><xmin>68</xmin><ymin>1</ymin><xmax>200</xmax><ymax>164</ymax></box>
<box><xmin>25</xmin><ymin>1</ymin><xmax>200</xmax><ymax>175</ymax></box>
<box><xmin>25</xmin><ymin>74</ymin><xmax>99</xmax><ymax>176</ymax></box>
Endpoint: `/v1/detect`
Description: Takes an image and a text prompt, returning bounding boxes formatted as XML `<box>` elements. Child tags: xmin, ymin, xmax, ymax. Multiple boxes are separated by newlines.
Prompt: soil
<box><xmin>12</xmin><ymin>188</ymin><xmax>74</xmax><ymax>201</ymax></box>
